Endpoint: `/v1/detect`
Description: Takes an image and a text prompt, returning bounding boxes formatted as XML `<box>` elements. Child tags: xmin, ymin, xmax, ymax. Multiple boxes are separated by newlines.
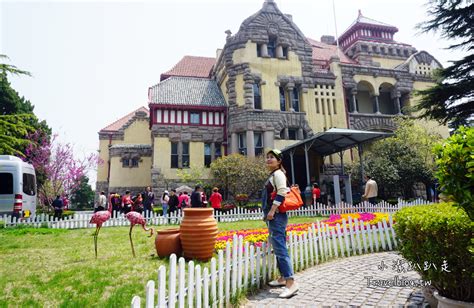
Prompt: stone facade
<box><xmin>228</xmin><ymin>109</ymin><xmax>312</xmax><ymax>138</ymax></box>
<box><xmin>151</xmin><ymin>125</ymin><xmax>225</xmax><ymax>143</ymax></box>
<box><xmin>349</xmin><ymin>114</ymin><xmax>398</xmax><ymax>132</ymax></box>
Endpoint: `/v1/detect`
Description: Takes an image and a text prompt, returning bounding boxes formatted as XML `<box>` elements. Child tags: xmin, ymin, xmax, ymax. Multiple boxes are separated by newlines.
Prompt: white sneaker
<box><xmin>268</xmin><ymin>279</ymin><xmax>286</xmax><ymax>287</ymax></box>
<box><xmin>278</xmin><ymin>283</ymin><xmax>298</xmax><ymax>298</ymax></box>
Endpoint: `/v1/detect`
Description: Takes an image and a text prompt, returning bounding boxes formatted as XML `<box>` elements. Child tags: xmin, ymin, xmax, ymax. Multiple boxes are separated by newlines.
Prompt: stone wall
<box><xmin>345</xmin><ymin>41</ymin><xmax>416</xmax><ymax>63</ymax></box>
<box><xmin>152</xmin><ymin>124</ymin><xmax>225</xmax><ymax>143</ymax></box>
<box><xmin>228</xmin><ymin>108</ymin><xmax>313</xmax><ymax>137</ymax></box>
<box><xmin>109</xmin><ymin>144</ymin><xmax>153</xmax><ymax>157</ymax></box>
<box><xmin>349</xmin><ymin>113</ymin><xmax>398</xmax><ymax>132</ymax></box>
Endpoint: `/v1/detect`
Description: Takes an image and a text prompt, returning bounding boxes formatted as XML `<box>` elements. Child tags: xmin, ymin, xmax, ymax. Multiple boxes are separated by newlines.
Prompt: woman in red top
<box><xmin>177</xmin><ymin>191</ymin><xmax>190</xmax><ymax>209</ymax></box>
<box><xmin>312</xmin><ymin>183</ymin><xmax>321</xmax><ymax>205</ymax></box>
<box><xmin>133</xmin><ymin>193</ymin><xmax>144</xmax><ymax>213</ymax></box>
<box><xmin>209</xmin><ymin>187</ymin><xmax>222</xmax><ymax>209</ymax></box>
<box><xmin>122</xmin><ymin>191</ymin><xmax>133</xmax><ymax>214</ymax></box>
<box><xmin>209</xmin><ymin>187</ymin><xmax>222</xmax><ymax>219</ymax></box>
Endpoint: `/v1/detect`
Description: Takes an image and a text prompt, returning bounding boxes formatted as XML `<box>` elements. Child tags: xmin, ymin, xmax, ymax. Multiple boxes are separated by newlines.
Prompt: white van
<box><xmin>0</xmin><ymin>155</ymin><xmax>37</xmax><ymax>218</ymax></box>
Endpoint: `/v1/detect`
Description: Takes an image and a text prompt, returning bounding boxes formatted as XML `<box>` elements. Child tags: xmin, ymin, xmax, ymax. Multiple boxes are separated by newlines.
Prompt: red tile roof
<box><xmin>307</xmin><ymin>37</ymin><xmax>356</xmax><ymax>65</ymax></box>
<box><xmin>160</xmin><ymin>56</ymin><xmax>215</xmax><ymax>81</ymax></box>
<box><xmin>100</xmin><ymin>106</ymin><xmax>149</xmax><ymax>132</ymax></box>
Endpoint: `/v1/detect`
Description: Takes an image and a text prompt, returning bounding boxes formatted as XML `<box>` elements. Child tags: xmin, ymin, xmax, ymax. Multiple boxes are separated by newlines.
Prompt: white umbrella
<box><xmin>175</xmin><ymin>185</ymin><xmax>193</xmax><ymax>194</ymax></box>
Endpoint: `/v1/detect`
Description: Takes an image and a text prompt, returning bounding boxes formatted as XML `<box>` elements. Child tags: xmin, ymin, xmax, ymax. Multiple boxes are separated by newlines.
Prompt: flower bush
<box><xmin>217</xmin><ymin>202</ymin><xmax>236</xmax><ymax>212</ymax></box>
<box><xmin>215</xmin><ymin>212</ymin><xmax>391</xmax><ymax>250</ymax></box>
<box><xmin>235</xmin><ymin>193</ymin><xmax>249</xmax><ymax>206</ymax></box>
<box><xmin>323</xmin><ymin>212</ymin><xmax>392</xmax><ymax>227</ymax></box>
<box><xmin>235</xmin><ymin>194</ymin><xmax>249</xmax><ymax>202</ymax></box>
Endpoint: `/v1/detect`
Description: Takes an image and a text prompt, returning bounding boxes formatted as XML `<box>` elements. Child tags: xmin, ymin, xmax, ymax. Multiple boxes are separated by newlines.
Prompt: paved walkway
<box><xmin>244</xmin><ymin>251</ymin><xmax>429</xmax><ymax>307</ymax></box>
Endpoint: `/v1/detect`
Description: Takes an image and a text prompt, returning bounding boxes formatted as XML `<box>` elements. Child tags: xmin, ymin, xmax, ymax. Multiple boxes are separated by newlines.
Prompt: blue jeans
<box><xmin>266</xmin><ymin>212</ymin><xmax>294</xmax><ymax>280</ymax></box>
<box><xmin>162</xmin><ymin>204</ymin><xmax>168</xmax><ymax>218</ymax></box>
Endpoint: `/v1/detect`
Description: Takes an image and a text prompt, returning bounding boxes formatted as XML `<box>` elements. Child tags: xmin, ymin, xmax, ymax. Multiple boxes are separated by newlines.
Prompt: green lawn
<box><xmin>0</xmin><ymin>216</ymin><xmax>320</xmax><ymax>307</ymax></box>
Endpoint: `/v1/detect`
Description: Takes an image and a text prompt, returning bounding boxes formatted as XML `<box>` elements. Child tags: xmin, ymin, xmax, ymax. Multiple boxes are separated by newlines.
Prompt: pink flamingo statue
<box><xmin>89</xmin><ymin>210</ymin><xmax>111</xmax><ymax>258</ymax></box>
<box><xmin>125</xmin><ymin>211</ymin><xmax>154</xmax><ymax>257</ymax></box>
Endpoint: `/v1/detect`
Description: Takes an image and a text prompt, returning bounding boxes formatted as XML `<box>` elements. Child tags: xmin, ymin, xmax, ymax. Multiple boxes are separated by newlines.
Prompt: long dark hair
<box><xmin>275</xmin><ymin>156</ymin><xmax>287</xmax><ymax>175</ymax></box>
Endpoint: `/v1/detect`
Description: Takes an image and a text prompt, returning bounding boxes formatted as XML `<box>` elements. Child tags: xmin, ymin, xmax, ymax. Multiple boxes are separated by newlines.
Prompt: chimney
<box><xmin>321</xmin><ymin>35</ymin><xmax>336</xmax><ymax>45</ymax></box>
<box><xmin>285</xmin><ymin>14</ymin><xmax>293</xmax><ymax>21</ymax></box>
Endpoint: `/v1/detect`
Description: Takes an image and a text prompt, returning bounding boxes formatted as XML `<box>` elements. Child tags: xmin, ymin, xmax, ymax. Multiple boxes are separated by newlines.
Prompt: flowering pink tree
<box><xmin>24</xmin><ymin>133</ymin><xmax>102</xmax><ymax>208</ymax></box>
<box><xmin>23</xmin><ymin>130</ymin><xmax>51</xmax><ymax>187</ymax></box>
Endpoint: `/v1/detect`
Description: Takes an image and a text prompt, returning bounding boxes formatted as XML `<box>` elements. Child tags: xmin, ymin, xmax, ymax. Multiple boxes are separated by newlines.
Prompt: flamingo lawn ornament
<box><xmin>125</xmin><ymin>211</ymin><xmax>154</xmax><ymax>257</ymax></box>
<box><xmin>89</xmin><ymin>210</ymin><xmax>111</xmax><ymax>258</ymax></box>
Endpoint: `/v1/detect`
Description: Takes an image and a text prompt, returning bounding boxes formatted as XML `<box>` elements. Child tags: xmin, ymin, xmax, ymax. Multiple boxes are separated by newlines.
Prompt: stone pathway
<box><xmin>244</xmin><ymin>251</ymin><xmax>429</xmax><ymax>307</ymax></box>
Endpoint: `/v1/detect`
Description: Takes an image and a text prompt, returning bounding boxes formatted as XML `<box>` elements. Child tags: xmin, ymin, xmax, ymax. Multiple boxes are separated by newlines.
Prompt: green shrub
<box><xmin>62</xmin><ymin>210</ymin><xmax>75</xmax><ymax>218</ymax></box>
<box><xmin>153</xmin><ymin>207</ymin><xmax>163</xmax><ymax>215</ymax></box>
<box><xmin>394</xmin><ymin>203</ymin><xmax>474</xmax><ymax>301</ymax></box>
<box><xmin>434</xmin><ymin>126</ymin><xmax>474</xmax><ymax>220</ymax></box>
<box><xmin>45</xmin><ymin>210</ymin><xmax>75</xmax><ymax>219</ymax></box>
<box><xmin>36</xmin><ymin>208</ymin><xmax>51</xmax><ymax>215</ymax></box>
<box><xmin>386</xmin><ymin>198</ymin><xmax>398</xmax><ymax>205</ymax></box>
<box><xmin>245</xmin><ymin>202</ymin><xmax>261</xmax><ymax>207</ymax></box>
<box><xmin>241</xmin><ymin>202</ymin><xmax>261</xmax><ymax>211</ymax></box>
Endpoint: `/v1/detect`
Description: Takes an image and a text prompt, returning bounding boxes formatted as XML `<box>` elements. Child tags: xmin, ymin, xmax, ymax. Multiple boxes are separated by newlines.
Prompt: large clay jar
<box><xmin>434</xmin><ymin>291</ymin><xmax>474</xmax><ymax>308</ymax></box>
<box><xmin>155</xmin><ymin>228</ymin><xmax>182</xmax><ymax>258</ymax></box>
<box><xmin>179</xmin><ymin>208</ymin><xmax>218</xmax><ymax>261</ymax></box>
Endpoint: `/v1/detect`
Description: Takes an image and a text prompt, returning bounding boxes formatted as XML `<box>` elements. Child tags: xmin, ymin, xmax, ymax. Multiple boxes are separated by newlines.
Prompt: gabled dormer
<box><xmin>214</xmin><ymin>0</ymin><xmax>316</xmax><ymax>111</ymax></box>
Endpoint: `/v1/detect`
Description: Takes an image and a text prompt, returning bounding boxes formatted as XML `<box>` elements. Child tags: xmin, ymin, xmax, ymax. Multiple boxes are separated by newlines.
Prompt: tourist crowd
<box><xmin>99</xmin><ymin>185</ymin><xmax>223</xmax><ymax>217</ymax></box>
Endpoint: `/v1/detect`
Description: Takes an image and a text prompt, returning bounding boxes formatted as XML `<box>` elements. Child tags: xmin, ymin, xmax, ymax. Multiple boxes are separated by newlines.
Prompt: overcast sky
<box><xmin>1</xmin><ymin>0</ymin><xmax>467</xmax><ymax>187</ymax></box>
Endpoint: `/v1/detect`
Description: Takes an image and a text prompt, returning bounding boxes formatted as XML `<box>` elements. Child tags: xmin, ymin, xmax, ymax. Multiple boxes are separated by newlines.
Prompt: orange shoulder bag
<box><xmin>270</xmin><ymin>174</ymin><xmax>304</xmax><ymax>213</ymax></box>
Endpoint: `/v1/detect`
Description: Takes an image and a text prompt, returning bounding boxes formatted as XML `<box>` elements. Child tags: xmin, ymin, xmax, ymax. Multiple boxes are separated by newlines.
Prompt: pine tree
<box><xmin>0</xmin><ymin>114</ymin><xmax>36</xmax><ymax>155</ymax></box>
<box><xmin>0</xmin><ymin>56</ymin><xmax>51</xmax><ymax>156</ymax></box>
<box><xmin>70</xmin><ymin>176</ymin><xmax>95</xmax><ymax>210</ymax></box>
<box><xmin>0</xmin><ymin>55</ymin><xmax>31</xmax><ymax>78</ymax></box>
<box><xmin>413</xmin><ymin>0</ymin><xmax>473</xmax><ymax>127</ymax></box>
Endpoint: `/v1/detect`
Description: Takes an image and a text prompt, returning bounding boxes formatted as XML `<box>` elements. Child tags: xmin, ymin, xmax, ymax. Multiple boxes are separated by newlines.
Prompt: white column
<box><xmin>231</xmin><ymin>133</ymin><xmax>238</xmax><ymax>154</ymax></box>
<box><xmin>373</xmin><ymin>95</ymin><xmax>381</xmax><ymax>114</ymax></box>
<box><xmin>297</xmin><ymin>128</ymin><xmax>304</xmax><ymax>140</ymax></box>
<box><xmin>246</xmin><ymin>131</ymin><xmax>255</xmax><ymax>157</ymax></box>
<box><xmin>276</xmin><ymin>45</ymin><xmax>283</xmax><ymax>58</ymax></box>
<box><xmin>351</xmin><ymin>89</ymin><xmax>358</xmax><ymax>113</ymax></box>
<box><xmin>263</xmin><ymin>131</ymin><xmax>274</xmax><ymax>149</ymax></box>
<box><xmin>211</xmin><ymin>142</ymin><xmax>216</xmax><ymax>160</ymax></box>
<box><xmin>394</xmin><ymin>92</ymin><xmax>402</xmax><ymax>115</ymax></box>
<box><xmin>260</xmin><ymin>44</ymin><xmax>268</xmax><ymax>57</ymax></box>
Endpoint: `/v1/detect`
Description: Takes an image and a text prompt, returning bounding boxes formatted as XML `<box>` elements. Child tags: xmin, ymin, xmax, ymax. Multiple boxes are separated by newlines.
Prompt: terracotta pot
<box><xmin>179</xmin><ymin>208</ymin><xmax>218</xmax><ymax>261</ymax></box>
<box><xmin>434</xmin><ymin>291</ymin><xmax>474</xmax><ymax>308</ymax></box>
<box><xmin>155</xmin><ymin>228</ymin><xmax>182</xmax><ymax>258</ymax></box>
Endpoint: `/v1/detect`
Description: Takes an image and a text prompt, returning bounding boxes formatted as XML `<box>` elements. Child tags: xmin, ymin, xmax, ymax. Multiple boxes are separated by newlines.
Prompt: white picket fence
<box><xmin>1</xmin><ymin>199</ymin><xmax>430</xmax><ymax>229</ymax></box>
<box><xmin>130</xmin><ymin>214</ymin><xmax>398</xmax><ymax>307</ymax></box>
